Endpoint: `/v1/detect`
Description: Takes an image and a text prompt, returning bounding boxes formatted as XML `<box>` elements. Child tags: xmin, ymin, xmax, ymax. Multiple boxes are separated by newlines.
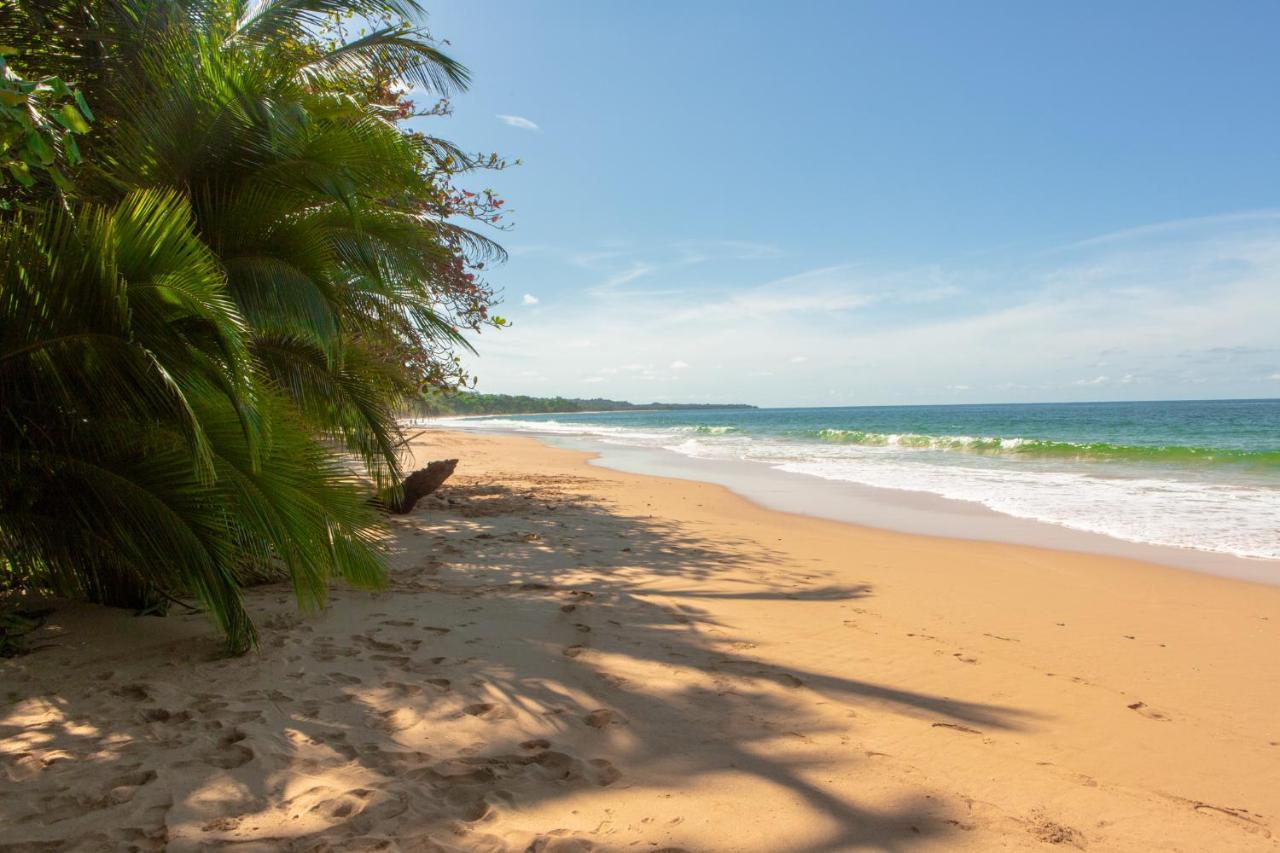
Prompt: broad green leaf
<box><xmin>8</xmin><ymin>159</ymin><xmax>33</xmax><ymax>185</ymax></box>
<box><xmin>56</xmin><ymin>103</ymin><xmax>91</xmax><ymax>133</ymax></box>
<box><xmin>74</xmin><ymin>90</ymin><xmax>94</xmax><ymax>121</ymax></box>
<box><xmin>49</xmin><ymin>165</ymin><xmax>73</xmax><ymax>190</ymax></box>
<box><xmin>25</xmin><ymin>130</ymin><xmax>54</xmax><ymax>165</ymax></box>
<box><xmin>64</xmin><ymin>132</ymin><xmax>81</xmax><ymax>166</ymax></box>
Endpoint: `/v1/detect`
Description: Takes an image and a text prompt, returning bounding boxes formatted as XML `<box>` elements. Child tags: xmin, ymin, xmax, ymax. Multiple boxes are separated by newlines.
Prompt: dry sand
<box><xmin>3</xmin><ymin>429</ymin><xmax>1279</xmax><ymax>851</ymax></box>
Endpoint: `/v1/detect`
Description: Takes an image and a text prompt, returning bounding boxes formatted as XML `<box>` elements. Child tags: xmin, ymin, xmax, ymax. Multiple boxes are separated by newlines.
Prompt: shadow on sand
<box><xmin>0</xmin><ymin>472</ymin><xmax>1040</xmax><ymax>851</ymax></box>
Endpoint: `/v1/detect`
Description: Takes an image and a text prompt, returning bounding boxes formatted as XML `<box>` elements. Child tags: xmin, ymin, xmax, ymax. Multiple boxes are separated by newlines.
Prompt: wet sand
<box><xmin>3</xmin><ymin>429</ymin><xmax>1278</xmax><ymax>851</ymax></box>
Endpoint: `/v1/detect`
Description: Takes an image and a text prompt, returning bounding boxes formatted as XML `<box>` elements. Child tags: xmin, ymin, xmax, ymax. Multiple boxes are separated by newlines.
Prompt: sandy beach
<box><xmin>3</xmin><ymin>428</ymin><xmax>1279</xmax><ymax>851</ymax></box>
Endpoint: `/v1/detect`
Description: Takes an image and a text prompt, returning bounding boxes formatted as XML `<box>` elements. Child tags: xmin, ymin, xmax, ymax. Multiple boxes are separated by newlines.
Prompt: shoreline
<box><xmin>440</xmin><ymin>422</ymin><xmax>1280</xmax><ymax>583</ymax></box>
<box><xmin>3</xmin><ymin>429</ymin><xmax>1279</xmax><ymax>850</ymax></box>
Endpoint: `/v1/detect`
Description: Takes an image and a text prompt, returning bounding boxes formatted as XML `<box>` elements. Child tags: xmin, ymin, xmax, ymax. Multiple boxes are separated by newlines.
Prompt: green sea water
<box><xmin>448</xmin><ymin>399</ymin><xmax>1280</xmax><ymax>559</ymax></box>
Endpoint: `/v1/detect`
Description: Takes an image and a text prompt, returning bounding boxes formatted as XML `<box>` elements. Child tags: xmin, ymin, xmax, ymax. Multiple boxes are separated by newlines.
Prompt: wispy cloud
<box><xmin>496</xmin><ymin>114</ymin><xmax>539</xmax><ymax>131</ymax></box>
<box><xmin>466</xmin><ymin>213</ymin><xmax>1280</xmax><ymax>405</ymax></box>
<box><xmin>590</xmin><ymin>262</ymin><xmax>654</xmax><ymax>294</ymax></box>
<box><xmin>522</xmin><ymin>293</ymin><xmax>540</xmax><ymax>305</ymax></box>
<box><xmin>1048</xmin><ymin>209</ymin><xmax>1280</xmax><ymax>254</ymax></box>
<box><xmin>669</xmin><ymin>264</ymin><xmax>946</xmax><ymax>322</ymax></box>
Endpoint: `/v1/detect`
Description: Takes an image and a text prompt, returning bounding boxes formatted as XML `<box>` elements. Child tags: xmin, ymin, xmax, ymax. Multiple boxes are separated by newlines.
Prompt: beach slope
<box><xmin>3</xmin><ymin>430</ymin><xmax>1278</xmax><ymax>851</ymax></box>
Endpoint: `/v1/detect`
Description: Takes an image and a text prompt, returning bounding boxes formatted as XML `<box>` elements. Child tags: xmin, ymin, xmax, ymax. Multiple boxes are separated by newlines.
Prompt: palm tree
<box><xmin>0</xmin><ymin>0</ymin><xmax>503</xmax><ymax>651</ymax></box>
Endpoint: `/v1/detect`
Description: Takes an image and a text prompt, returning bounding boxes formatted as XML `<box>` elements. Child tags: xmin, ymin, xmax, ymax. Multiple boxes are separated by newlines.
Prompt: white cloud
<box><xmin>946</xmin><ymin>384</ymin><xmax>971</xmax><ymax>391</ymax></box>
<box><xmin>591</xmin><ymin>262</ymin><xmax>654</xmax><ymax>294</ymax></box>
<box><xmin>789</xmin><ymin>355</ymin><xmax>808</xmax><ymax>364</ymax></box>
<box><xmin>522</xmin><ymin>293</ymin><xmax>539</xmax><ymax>305</ymax></box>
<box><xmin>670</xmin><ymin>360</ymin><xmax>689</xmax><ymax>369</ymax></box>
<box><xmin>496</xmin><ymin>114</ymin><xmax>539</xmax><ymax>131</ymax></box>
<box><xmin>1048</xmin><ymin>209</ymin><xmax>1280</xmax><ymax>253</ymax></box>
<box><xmin>462</xmin><ymin>213</ymin><xmax>1280</xmax><ymax>405</ymax></box>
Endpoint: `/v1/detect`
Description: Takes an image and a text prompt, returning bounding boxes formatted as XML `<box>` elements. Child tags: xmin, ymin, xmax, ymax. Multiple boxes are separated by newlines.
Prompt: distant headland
<box><xmin>411</xmin><ymin>392</ymin><xmax>757</xmax><ymax>416</ymax></box>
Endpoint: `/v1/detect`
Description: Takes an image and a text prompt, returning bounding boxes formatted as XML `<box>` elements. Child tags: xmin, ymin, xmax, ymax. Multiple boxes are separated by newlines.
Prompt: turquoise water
<box><xmin>447</xmin><ymin>399</ymin><xmax>1280</xmax><ymax>559</ymax></box>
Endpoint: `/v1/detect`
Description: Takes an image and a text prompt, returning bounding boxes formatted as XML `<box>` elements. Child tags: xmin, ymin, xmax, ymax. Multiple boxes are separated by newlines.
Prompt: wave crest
<box><xmin>813</xmin><ymin>428</ymin><xmax>1280</xmax><ymax>466</ymax></box>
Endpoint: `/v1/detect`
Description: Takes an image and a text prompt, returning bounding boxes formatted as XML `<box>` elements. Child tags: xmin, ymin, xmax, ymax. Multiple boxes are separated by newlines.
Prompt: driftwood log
<box><xmin>374</xmin><ymin>459</ymin><xmax>458</xmax><ymax>514</ymax></box>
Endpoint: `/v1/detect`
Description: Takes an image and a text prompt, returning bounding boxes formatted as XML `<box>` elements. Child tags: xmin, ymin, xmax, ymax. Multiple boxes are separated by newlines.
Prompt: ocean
<box><xmin>441</xmin><ymin>399</ymin><xmax>1280</xmax><ymax>562</ymax></box>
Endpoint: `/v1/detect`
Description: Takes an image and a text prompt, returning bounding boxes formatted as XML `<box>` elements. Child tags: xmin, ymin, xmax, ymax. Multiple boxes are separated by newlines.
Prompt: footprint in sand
<box><xmin>385</xmin><ymin>681</ymin><xmax>424</xmax><ymax>698</ymax></box>
<box><xmin>115</xmin><ymin>683</ymin><xmax>151</xmax><ymax>701</ymax></box>
<box><xmin>380</xmin><ymin>707</ymin><xmax>420</xmax><ymax>731</ymax></box>
<box><xmin>315</xmin><ymin>732</ymin><xmax>359</xmax><ymax>761</ymax></box>
<box><xmin>326</xmin><ymin>672</ymin><xmax>363</xmax><ymax>686</ymax></box>
<box><xmin>529</xmin><ymin>751</ymin><xmax>622</xmax><ymax>787</ymax></box>
<box><xmin>206</xmin><ymin>729</ymin><xmax>254</xmax><ymax>769</ymax></box>
<box><xmin>139</xmin><ymin>707</ymin><xmax>192</xmax><ymax>724</ymax></box>
<box><xmin>563</xmin><ymin>644</ymin><xmax>587</xmax><ymax>658</ymax></box>
<box><xmin>103</xmin><ymin>769</ymin><xmax>158</xmax><ymax>805</ymax></box>
<box><xmin>452</xmin><ymin>797</ymin><xmax>494</xmax><ymax>822</ymax></box>
<box><xmin>308</xmin><ymin>787</ymin><xmax>375</xmax><ymax>820</ymax></box>
<box><xmin>1027</xmin><ymin>811</ymin><xmax>1086</xmax><ymax>847</ymax></box>
<box><xmin>462</xmin><ymin>702</ymin><xmax>513</xmax><ymax>721</ymax></box>
<box><xmin>356</xmin><ymin>635</ymin><xmax>404</xmax><ymax>653</ymax></box>
<box><xmin>585</xmin><ymin>758</ymin><xmax>622</xmax><ymax>787</ymax></box>
<box><xmin>371</xmin><ymin>653</ymin><xmax>413</xmax><ymax>666</ymax></box>
<box><xmin>583</xmin><ymin>709</ymin><xmax>626</xmax><ymax>729</ymax></box>
<box><xmin>1127</xmin><ymin>701</ymin><xmax>1171</xmax><ymax>721</ymax></box>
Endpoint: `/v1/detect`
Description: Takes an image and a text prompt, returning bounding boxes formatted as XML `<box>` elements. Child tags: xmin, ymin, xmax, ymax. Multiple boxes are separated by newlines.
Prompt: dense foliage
<box><xmin>0</xmin><ymin>0</ymin><xmax>506</xmax><ymax>651</ymax></box>
<box><xmin>411</xmin><ymin>391</ymin><xmax>757</xmax><ymax>416</ymax></box>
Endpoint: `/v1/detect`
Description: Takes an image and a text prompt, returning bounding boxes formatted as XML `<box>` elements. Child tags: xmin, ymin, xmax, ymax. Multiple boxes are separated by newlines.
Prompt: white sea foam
<box><xmin>439</xmin><ymin>417</ymin><xmax>1280</xmax><ymax>560</ymax></box>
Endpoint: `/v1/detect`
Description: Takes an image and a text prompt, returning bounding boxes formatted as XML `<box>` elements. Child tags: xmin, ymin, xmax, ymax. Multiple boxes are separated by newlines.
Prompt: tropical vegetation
<box><xmin>0</xmin><ymin>0</ymin><xmax>507</xmax><ymax>652</ymax></box>
<box><xmin>412</xmin><ymin>391</ymin><xmax>757</xmax><ymax>416</ymax></box>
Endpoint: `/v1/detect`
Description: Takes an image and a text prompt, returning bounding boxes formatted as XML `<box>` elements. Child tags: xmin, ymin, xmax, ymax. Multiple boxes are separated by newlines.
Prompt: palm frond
<box><xmin>297</xmin><ymin>24</ymin><xmax>469</xmax><ymax>94</ymax></box>
<box><xmin>230</xmin><ymin>0</ymin><xmax>426</xmax><ymax>43</ymax></box>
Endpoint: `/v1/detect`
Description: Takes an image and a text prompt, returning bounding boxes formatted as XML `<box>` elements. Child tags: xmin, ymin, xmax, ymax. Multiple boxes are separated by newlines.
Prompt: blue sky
<box><xmin>410</xmin><ymin>1</ymin><xmax>1280</xmax><ymax>406</ymax></box>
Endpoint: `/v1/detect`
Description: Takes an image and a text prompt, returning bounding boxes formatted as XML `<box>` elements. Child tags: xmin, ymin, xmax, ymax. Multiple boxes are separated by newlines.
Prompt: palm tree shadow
<box><xmin>0</xmin><ymin>474</ymin><xmax>1042</xmax><ymax>851</ymax></box>
<box><xmin>361</xmin><ymin>474</ymin><xmax>1038</xmax><ymax>848</ymax></box>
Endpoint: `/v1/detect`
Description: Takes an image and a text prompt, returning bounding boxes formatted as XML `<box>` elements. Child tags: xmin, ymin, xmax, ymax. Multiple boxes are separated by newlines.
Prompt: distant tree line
<box><xmin>409</xmin><ymin>391</ymin><xmax>756</xmax><ymax>416</ymax></box>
